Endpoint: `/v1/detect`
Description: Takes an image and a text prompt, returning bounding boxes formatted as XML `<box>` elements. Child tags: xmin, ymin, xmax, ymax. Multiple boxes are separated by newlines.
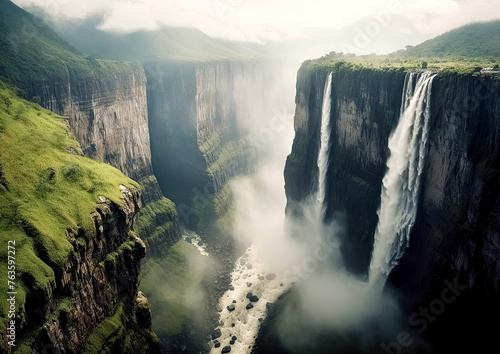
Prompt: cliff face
<box><xmin>284</xmin><ymin>65</ymin><xmax>500</xmax><ymax>349</ymax></box>
<box><xmin>394</xmin><ymin>73</ymin><xmax>500</xmax><ymax>347</ymax></box>
<box><xmin>27</xmin><ymin>187</ymin><xmax>159</xmax><ymax>353</ymax></box>
<box><xmin>18</xmin><ymin>67</ymin><xmax>181</xmax><ymax>257</ymax></box>
<box><xmin>147</xmin><ymin>60</ymin><xmax>266</xmax><ymax>228</ymax></box>
<box><xmin>19</xmin><ymin>68</ymin><xmax>151</xmax><ymax>181</ymax></box>
<box><xmin>286</xmin><ymin>68</ymin><xmax>406</xmax><ymax>273</ymax></box>
<box><xmin>0</xmin><ymin>78</ymin><xmax>160</xmax><ymax>353</ymax></box>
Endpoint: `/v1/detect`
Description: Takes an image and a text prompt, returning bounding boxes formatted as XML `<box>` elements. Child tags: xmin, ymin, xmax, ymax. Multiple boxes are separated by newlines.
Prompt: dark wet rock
<box><xmin>214</xmin><ymin>340</ymin><xmax>221</xmax><ymax>348</ymax></box>
<box><xmin>249</xmin><ymin>295</ymin><xmax>259</xmax><ymax>302</ymax></box>
<box><xmin>229</xmin><ymin>340</ymin><xmax>235</xmax><ymax>345</ymax></box>
<box><xmin>232</xmin><ymin>299</ymin><xmax>237</xmax><ymax>303</ymax></box>
<box><xmin>222</xmin><ymin>345</ymin><xmax>231</xmax><ymax>353</ymax></box>
<box><xmin>227</xmin><ymin>304</ymin><xmax>235</xmax><ymax>312</ymax></box>
<box><xmin>212</xmin><ymin>328</ymin><xmax>222</xmax><ymax>340</ymax></box>
<box><xmin>232</xmin><ymin>336</ymin><xmax>237</xmax><ymax>341</ymax></box>
<box><xmin>246</xmin><ymin>303</ymin><xmax>254</xmax><ymax>310</ymax></box>
<box><xmin>266</xmin><ymin>302</ymin><xmax>276</xmax><ymax>316</ymax></box>
<box><xmin>246</xmin><ymin>292</ymin><xmax>253</xmax><ymax>299</ymax></box>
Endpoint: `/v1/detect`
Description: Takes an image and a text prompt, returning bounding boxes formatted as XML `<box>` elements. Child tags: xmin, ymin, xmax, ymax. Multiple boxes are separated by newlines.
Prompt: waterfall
<box><xmin>369</xmin><ymin>72</ymin><xmax>435</xmax><ymax>292</ymax></box>
<box><xmin>316</xmin><ymin>72</ymin><xmax>333</xmax><ymax>218</ymax></box>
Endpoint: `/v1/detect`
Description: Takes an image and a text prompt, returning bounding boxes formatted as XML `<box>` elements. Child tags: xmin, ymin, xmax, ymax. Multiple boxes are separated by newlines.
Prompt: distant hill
<box><xmin>0</xmin><ymin>0</ymin><xmax>137</xmax><ymax>83</ymax></box>
<box><xmin>27</xmin><ymin>11</ymin><xmax>269</xmax><ymax>62</ymax></box>
<box><xmin>312</xmin><ymin>20</ymin><xmax>500</xmax><ymax>73</ymax></box>
<box><xmin>402</xmin><ymin>20</ymin><xmax>500</xmax><ymax>59</ymax></box>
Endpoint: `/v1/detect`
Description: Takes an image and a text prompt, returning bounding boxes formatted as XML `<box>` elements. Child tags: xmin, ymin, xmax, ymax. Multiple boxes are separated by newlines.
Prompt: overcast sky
<box><xmin>11</xmin><ymin>0</ymin><xmax>500</xmax><ymax>54</ymax></box>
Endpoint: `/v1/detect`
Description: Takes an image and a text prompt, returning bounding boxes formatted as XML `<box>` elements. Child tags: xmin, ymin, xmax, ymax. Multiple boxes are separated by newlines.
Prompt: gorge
<box><xmin>1</xmin><ymin>1</ymin><xmax>500</xmax><ymax>353</ymax></box>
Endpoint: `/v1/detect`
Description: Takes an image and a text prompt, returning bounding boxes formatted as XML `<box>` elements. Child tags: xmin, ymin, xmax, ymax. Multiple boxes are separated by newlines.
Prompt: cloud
<box><xmin>98</xmin><ymin>1</ymin><xmax>161</xmax><ymax>31</ymax></box>
<box><xmin>11</xmin><ymin>0</ymin><xmax>500</xmax><ymax>50</ymax></box>
<box><xmin>13</xmin><ymin>0</ymin><xmax>500</xmax><ymax>56</ymax></box>
<box><xmin>401</xmin><ymin>0</ymin><xmax>500</xmax><ymax>34</ymax></box>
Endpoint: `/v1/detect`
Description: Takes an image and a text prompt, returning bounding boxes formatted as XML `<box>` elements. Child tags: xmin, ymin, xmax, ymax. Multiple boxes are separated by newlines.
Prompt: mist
<box><xmin>13</xmin><ymin>0</ymin><xmax>500</xmax><ymax>54</ymax></box>
<box><xmin>229</xmin><ymin>177</ymin><xmax>403</xmax><ymax>352</ymax></box>
<box><xmin>213</xmin><ymin>57</ymin><xmax>403</xmax><ymax>353</ymax></box>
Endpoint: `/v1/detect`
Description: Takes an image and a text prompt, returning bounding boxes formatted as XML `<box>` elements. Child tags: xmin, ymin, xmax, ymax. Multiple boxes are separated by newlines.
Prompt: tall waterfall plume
<box><xmin>369</xmin><ymin>72</ymin><xmax>436</xmax><ymax>292</ymax></box>
<box><xmin>316</xmin><ymin>72</ymin><xmax>333</xmax><ymax>218</ymax></box>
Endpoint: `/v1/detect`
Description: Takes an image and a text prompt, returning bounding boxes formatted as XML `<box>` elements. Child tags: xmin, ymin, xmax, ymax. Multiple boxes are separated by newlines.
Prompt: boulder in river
<box><xmin>222</xmin><ymin>346</ymin><xmax>231</xmax><ymax>353</ymax></box>
<box><xmin>212</xmin><ymin>328</ymin><xmax>222</xmax><ymax>340</ymax></box>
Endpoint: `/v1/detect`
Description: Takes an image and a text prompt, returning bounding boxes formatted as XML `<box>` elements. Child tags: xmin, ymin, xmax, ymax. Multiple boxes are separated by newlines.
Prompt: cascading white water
<box><xmin>316</xmin><ymin>72</ymin><xmax>333</xmax><ymax>217</ymax></box>
<box><xmin>369</xmin><ymin>72</ymin><xmax>435</xmax><ymax>292</ymax></box>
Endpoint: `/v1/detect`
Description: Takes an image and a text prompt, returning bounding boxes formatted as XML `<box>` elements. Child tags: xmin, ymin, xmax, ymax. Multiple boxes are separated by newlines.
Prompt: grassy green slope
<box><xmin>0</xmin><ymin>79</ymin><xmax>137</xmax><ymax>342</ymax></box>
<box><xmin>0</xmin><ymin>0</ymin><xmax>140</xmax><ymax>83</ymax></box>
<box><xmin>404</xmin><ymin>20</ymin><xmax>500</xmax><ymax>59</ymax></box>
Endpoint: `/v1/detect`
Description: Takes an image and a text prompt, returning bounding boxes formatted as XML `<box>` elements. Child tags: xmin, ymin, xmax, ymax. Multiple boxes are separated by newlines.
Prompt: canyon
<box><xmin>1</xmin><ymin>1</ymin><xmax>499</xmax><ymax>352</ymax></box>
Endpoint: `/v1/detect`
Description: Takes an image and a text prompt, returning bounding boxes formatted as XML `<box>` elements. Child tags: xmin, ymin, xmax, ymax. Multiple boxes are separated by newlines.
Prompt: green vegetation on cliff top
<box><xmin>307</xmin><ymin>20</ymin><xmax>500</xmax><ymax>75</ymax></box>
<box><xmin>0</xmin><ymin>79</ymin><xmax>137</xmax><ymax>338</ymax></box>
<box><xmin>0</xmin><ymin>0</ymin><xmax>141</xmax><ymax>83</ymax></box>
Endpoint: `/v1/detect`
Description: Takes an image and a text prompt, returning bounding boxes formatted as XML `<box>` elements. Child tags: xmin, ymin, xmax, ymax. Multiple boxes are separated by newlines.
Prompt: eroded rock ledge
<box><xmin>22</xmin><ymin>186</ymin><xmax>159</xmax><ymax>353</ymax></box>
